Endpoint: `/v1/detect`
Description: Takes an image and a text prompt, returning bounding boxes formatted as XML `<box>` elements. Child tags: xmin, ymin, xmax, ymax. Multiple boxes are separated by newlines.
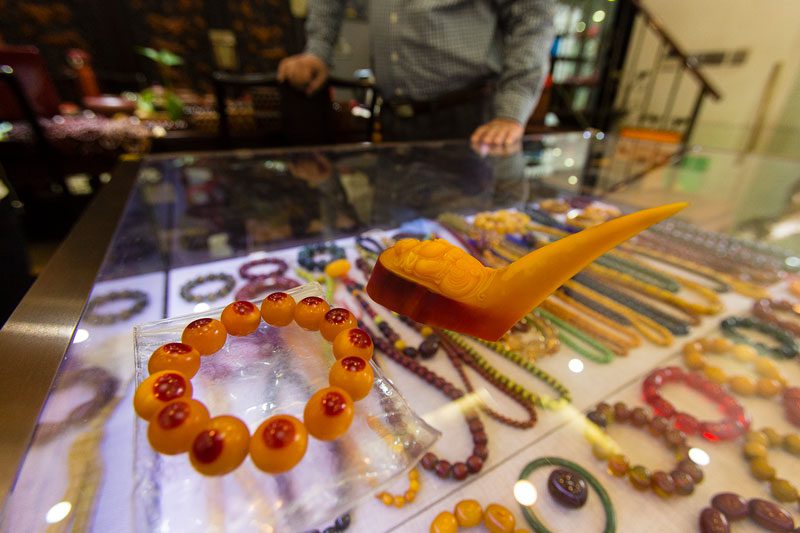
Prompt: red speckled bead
<box><xmin>221</xmin><ymin>301</ymin><xmax>261</xmax><ymax>336</ymax></box>
<box><xmin>189</xmin><ymin>415</ymin><xmax>250</xmax><ymax>476</ymax></box>
<box><xmin>181</xmin><ymin>318</ymin><xmax>228</xmax><ymax>355</ymax></box>
<box><xmin>675</xmin><ymin>413</ymin><xmax>700</xmax><ymax>434</ymax></box>
<box><xmin>260</xmin><ymin>292</ymin><xmax>296</xmax><ymax>327</ymax></box>
<box><xmin>147</xmin><ymin>399</ymin><xmax>210</xmax><ymax>455</ymax></box>
<box><xmin>329</xmin><ymin>356</ymin><xmax>374</xmax><ymax>401</ymax></box>
<box><xmin>319</xmin><ymin>307</ymin><xmax>358</xmax><ymax>342</ymax></box>
<box><xmin>148</xmin><ymin>343</ymin><xmax>201</xmax><ymax>378</ymax></box>
<box><xmin>293</xmin><ymin>296</ymin><xmax>330</xmax><ymax>330</ymax></box>
<box><xmin>303</xmin><ymin>386</ymin><xmax>354</xmax><ymax>440</ymax></box>
<box><xmin>332</xmin><ymin>328</ymin><xmax>374</xmax><ymax>361</ymax></box>
<box><xmin>249</xmin><ymin>414</ymin><xmax>308</xmax><ymax>473</ymax></box>
<box><xmin>134</xmin><ymin>370</ymin><xmax>193</xmax><ymax>420</ymax></box>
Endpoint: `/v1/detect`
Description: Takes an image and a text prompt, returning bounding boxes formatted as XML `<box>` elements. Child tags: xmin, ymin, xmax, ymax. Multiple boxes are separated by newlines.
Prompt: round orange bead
<box><xmin>148</xmin><ymin>399</ymin><xmax>210</xmax><ymax>455</ymax></box>
<box><xmin>430</xmin><ymin>511</ymin><xmax>458</xmax><ymax>533</ymax></box>
<box><xmin>181</xmin><ymin>318</ymin><xmax>227</xmax><ymax>355</ymax></box>
<box><xmin>293</xmin><ymin>296</ymin><xmax>330</xmax><ymax>330</ymax></box>
<box><xmin>319</xmin><ymin>307</ymin><xmax>358</xmax><ymax>342</ymax></box>
<box><xmin>249</xmin><ymin>415</ymin><xmax>308</xmax><ymax>473</ymax></box>
<box><xmin>221</xmin><ymin>301</ymin><xmax>261</xmax><ymax>336</ymax></box>
<box><xmin>260</xmin><ymin>292</ymin><xmax>296</xmax><ymax>327</ymax></box>
<box><xmin>329</xmin><ymin>356</ymin><xmax>374</xmax><ymax>401</ymax></box>
<box><xmin>134</xmin><ymin>370</ymin><xmax>193</xmax><ymax>420</ymax></box>
<box><xmin>190</xmin><ymin>415</ymin><xmax>250</xmax><ymax>476</ymax></box>
<box><xmin>148</xmin><ymin>343</ymin><xmax>201</xmax><ymax>378</ymax></box>
<box><xmin>484</xmin><ymin>503</ymin><xmax>516</xmax><ymax>533</ymax></box>
<box><xmin>332</xmin><ymin>328</ymin><xmax>374</xmax><ymax>361</ymax></box>
<box><xmin>303</xmin><ymin>386</ymin><xmax>354</xmax><ymax>440</ymax></box>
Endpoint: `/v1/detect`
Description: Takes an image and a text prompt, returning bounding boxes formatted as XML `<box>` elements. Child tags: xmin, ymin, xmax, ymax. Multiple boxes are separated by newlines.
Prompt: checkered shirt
<box><xmin>305</xmin><ymin>0</ymin><xmax>555</xmax><ymax>124</ymax></box>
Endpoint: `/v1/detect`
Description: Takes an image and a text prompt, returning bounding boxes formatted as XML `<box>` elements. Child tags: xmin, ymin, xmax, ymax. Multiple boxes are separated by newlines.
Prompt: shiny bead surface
<box><xmin>190</xmin><ymin>415</ymin><xmax>250</xmax><ymax>476</ymax></box>
<box><xmin>783</xmin><ymin>434</ymin><xmax>800</xmax><ymax>455</ymax></box>
<box><xmin>454</xmin><ymin>499</ymin><xmax>483</xmax><ymax>527</ymax></box>
<box><xmin>671</xmin><ymin>470</ymin><xmax>695</xmax><ymax>495</ymax></box>
<box><xmin>484</xmin><ymin>503</ymin><xmax>516</xmax><ymax>533</ymax></box>
<box><xmin>221</xmin><ymin>301</ymin><xmax>261</xmax><ymax>336</ymax></box>
<box><xmin>677</xmin><ymin>459</ymin><xmax>704</xmax><ymax>483</ymax></box>
<box><xmin>249</xmin><ymin>414</ymin><xmax>308</xmax><ymax>473</ymax></box>
<box><xmin>320</xmin><ymin>307</ymin><xmax>358</xmax><ymax>342</ymax></box>
<box><xmin>303</xmin><ymin>386</ymin><xmax>354</xmax><ymax>440</ymax></box>
<box><xmin>770</xmin><ymin>478</ymin><xmax>799</xmax><ymax>503</ymax></box>
<box><xmin>148</xmin><ymin>343</ymin><xmax>201</xmax><ymax>379</ymax></box>
<box><xmin>430</xmin><ymin>511</ymin><xmax>458</xmax><ymax>533</ymax></box>
<box><xmin>260</xmin><ymin>292</ymin><xmax>296</xmax><ymax>327</ymax></box>
<box><xmin>148</xmin><ymin>399</ymin><xmax>210</xmax><ymax>455</ymax></box>
<box><xmin>332</xmin><ymin>328</ymin><xmax>374</xmax><ymax>361</ymax></box>
<box><xmin>762</xmin><ymin>427</ymin><xmax>783</xmax><ymax>446</ymax></box>
<box><xmin>732</xmin><ymin>344</ymin><xmax>757</xmax><ymax>362</ymax></box>
<box><xmin>329</xmin><ymin>356</ymin><xmax>374</xmax><ymax>401</ymax></box>
<box><xmin>182</xmin><ymin>318</ymin><xmax>228</xmax><ymax>355</ymax></box>
<box><xmin>628</xmin><ymin>465</ymin><xmax>651</xmax><ymax>491</ymax></box>
<box><xmin>749</xmin><ymin>457</ymin><xmax>776</xmax><ymax>480</ymax></box>
<box><xmin>294</xmin><ymin>296</ymin><xmax>331</xmax><ymax>330</ymax></box>
<box><xmin>748</xmin><ymin>499</ymin><xmax>795</xmax><ymax>531</ymax></box>
<box><xmin>324</xmin><ymin>258</ymin><xmax>351</xmax><ymax>278</ymax></box>
<box><xmin>607</xmin><ymin>454</ymin><xmax>629</xmax><ymax>477</ymax></box>
<box><xmin>651</xmin><ymin>471</ymin><xmax>675</xmax><ymax>498</ymax></box>
<box><xmin>703</xmin><ymin>365</ymin><xmax>728</xmax><ymax>384</ymax></box>
<box><xmin>728</xmin><ymin>376</ymin><xmax>756</xmax><ymax>396</ymax></box>
<box><xmin>548</xmin><ymin>468</ymin><xmax>588</xmax><ymax>508</ymax></box>
<box><xmin>757</xmin><ymin>378</ymin><xmax>783</xmax><ymax>398</ymax></box>
<box><xmin>743</xmin><ymin>441</ymin><xmax>767</xmax><ymax>459</ymax></box>
<box><xmin>699</xmin><ymin>507</ymin><xmax>730</xmax><ymax>533</ymax></box>
<box><xmin>711</xmin><ymin>493</ymin><xmax>748</xmax><ymax>520</ymax></box>
<box><xmin>134</xmin><ymin>370</ymin><xmax>193</xmax><ymax>420</ymax></box>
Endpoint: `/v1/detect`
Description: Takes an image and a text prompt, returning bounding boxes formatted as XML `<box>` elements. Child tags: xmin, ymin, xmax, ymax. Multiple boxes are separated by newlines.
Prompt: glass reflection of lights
<box><xmin>193</xmin><ymin>302</ymin><xmax>211</xmax><ymax>313</ymax></box>
<box><xmin>568</xmin><ymin>358</ymin><xmax>584</xmax><ymax>373</ymax></box>
<box><xmin>593</xmin><ymin>10</ymin><xmax>606</xmax><ymax>22</ymax></box>
<box><xmin>514</xmin><ymin>479</ymin><xmax>538</xmax><ymax>506</ymax></box>
<box><xmin>576</xmin><ymin>21</ymin><xmax>586</xmax><ymax>32</ymax></box>
<box><xmin>45</xmin><ymin>501</ymin><xmax>72</xmax><ymax>524</ymax></box>
<box><xmin>568</xmin><ymin>175</ymin><xmax>578</xmax><ymax>186</ymax></box>
<box><xmin>564</xmin><ymin>158</ymin><xmax>575</xmax><ymax>167</ymax></box>
<box><xmin>552</xmin><ymin>147</ymin><xmax>562</xmax><ymax>157</ymax></box>
<box><xmin>596</xmin><ymin>132</ymin><xmax>606</xmax><ymax>140</ymax></box>
<box><xmin>688</xmin><ymin>448</ymin><xmax>710</xmax><ymax>466</ymax></box>
<box><xmin>73</xmin><ymin>328</ymin><xmax>89</xmax><ymax>344</ymax></box>
<box><xmin>582</xmin><ymin>131</ymin><xmax>591</xmax><ymax>139</ymax></box>
<box><xmin>786</xmin><ymin>256</ymin><xmax>800</xmax><ymax>268</ymax></box>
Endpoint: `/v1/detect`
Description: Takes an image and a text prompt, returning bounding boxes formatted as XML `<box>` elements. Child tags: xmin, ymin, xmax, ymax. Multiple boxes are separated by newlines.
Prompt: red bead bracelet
<box><xmin>642</xmin><ymin>366</ymin><xmax>750</xmax><ymax>441</ymax></box>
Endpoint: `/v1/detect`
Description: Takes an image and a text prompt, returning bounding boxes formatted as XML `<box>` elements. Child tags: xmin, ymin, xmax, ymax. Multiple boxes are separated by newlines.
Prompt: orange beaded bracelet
<box><xmin>133</xmin><ymin>292</ymin><xmax>375</xmax><ymax>476</ymax></box>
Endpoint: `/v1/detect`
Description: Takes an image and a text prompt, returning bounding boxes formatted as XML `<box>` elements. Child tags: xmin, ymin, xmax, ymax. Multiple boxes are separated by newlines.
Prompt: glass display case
<box><xmin>2</xmin><ymin>132</ymin><xmax>799</xmax><ymax>532</ymax></box>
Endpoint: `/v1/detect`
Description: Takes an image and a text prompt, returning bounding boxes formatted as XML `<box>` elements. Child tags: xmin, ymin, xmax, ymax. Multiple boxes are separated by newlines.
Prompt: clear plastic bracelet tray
<box><xmin>133</xmin><ymin>282</ymin><xmax>440</xmax><ymax>532</ymax></box>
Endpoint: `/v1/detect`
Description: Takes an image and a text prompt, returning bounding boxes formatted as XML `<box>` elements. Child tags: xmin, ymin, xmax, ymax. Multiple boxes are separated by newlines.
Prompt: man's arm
<box><xmin>493</xmin><ymin>0</ymin><xmax>556</xmax><ymax>124</ymax></box>
<box><xmin>304</xmin><ymin>0</ymin><xmax>348</xmax><ymax>66</ymax></box>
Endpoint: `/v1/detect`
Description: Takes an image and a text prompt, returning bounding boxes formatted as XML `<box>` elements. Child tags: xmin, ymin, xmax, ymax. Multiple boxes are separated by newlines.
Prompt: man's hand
<box><xmin>277</xmin><ymin>53</ymin><xmax>330</xmax><ymax>95</ymax></box>
<box><xmin>471</xmin><ymin>118</ymin><xmax>524</xmax><ymax>146</ymax></box>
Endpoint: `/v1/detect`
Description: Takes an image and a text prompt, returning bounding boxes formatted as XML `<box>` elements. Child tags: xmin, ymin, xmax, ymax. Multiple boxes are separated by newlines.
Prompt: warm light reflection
<box><xmin>193</xmin><ymin>302</ymin><xmax>211</xmax><ymax>313</ymax></box>
<box><xmin>593</xmin><ymin>10</ymin><xmax>606</xmax><ymax>22</ymax></box>
<box><xmin>564</xmin><ymin>158</ymin><xmax>575</xmax><ymax>167</ymax></box>
<box><xmin>582</xmin><ymin>131</ymin><xmax>591</xmax><ymax>139</ymax></box>
<box><xmin>552</xmin><ymin>147</ymin><xmax>562</xmax><ymax>157</ymax></box>
<box><xmin>514</xmin><ymin>479</ymin><xmax>538</xmax><ymax>506</ymax></box>
<box><xmin>596</xmin><ymin>132</ymin><xmax>606</xmax><ymax>140</ymax></box>
<box><xmin>568</xmin><ymin>175</ymin><xmax>578</xmax><ymax>185</ymax></box>
<box><xmin>785</xmin><ymin>256</ymin><xmax>800</xmax><ymax>268</ymax></box>
<box><xmin>576</xmin><ymin>21</ymin><xmax>586</xmax><ymax>32</ymax></box>
<box><xmin>688</xmin><ymin>447</ymin><xmax>710</xmax><ymax>466</ymax></box>
<box><xmin>45</xmin><ymin>501</ymin><xmax>72</xmax><ymax>524</ymax></box>
<box><xmin>72</xmin><ymin>328</ymin><xmax>89</xmax><ymax>344</ymax></box>
<box><xmin>568</xmin><ymin>358</ymin><xmax>584</xmax><ymax>373</ymax></box>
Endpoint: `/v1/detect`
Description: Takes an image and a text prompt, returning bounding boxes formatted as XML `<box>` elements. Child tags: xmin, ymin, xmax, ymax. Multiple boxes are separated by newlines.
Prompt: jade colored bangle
<box><xmin>519</xmin><ymin>457</ymin><xmax>616</xmax><ymax>533</ymax></box>
<box><xmin>536</xmin><ymin>309</ymin><xmax>615</xmax><ymax>363</ymax></box>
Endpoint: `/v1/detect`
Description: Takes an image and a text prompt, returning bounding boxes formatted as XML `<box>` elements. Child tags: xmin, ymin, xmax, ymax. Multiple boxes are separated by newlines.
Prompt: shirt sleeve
<box><xmin>493</xmin><ymin>0</ymin><xmax>556</xmax><ymax>124</ymax></box>
<box><xmin>304</xmin><ymin>0</ymin><xmax>348</xmax><ymax>65</ymax></box>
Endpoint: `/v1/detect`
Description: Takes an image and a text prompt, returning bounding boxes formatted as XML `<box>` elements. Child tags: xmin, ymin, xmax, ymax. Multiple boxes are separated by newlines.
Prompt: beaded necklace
<box><xmin>719</xmin><ymin>316</ymin><xmax>799</xmax><ymax>359</ymax></box>
<box><xmin>752</xmin><ymin>299</ymin><xmax>800</xmax><ymax>338</ymax></box>
<box><xmin>535</xmin><ymin>309</ymin><xmax>615</xmax><ymax>363</ymax></box>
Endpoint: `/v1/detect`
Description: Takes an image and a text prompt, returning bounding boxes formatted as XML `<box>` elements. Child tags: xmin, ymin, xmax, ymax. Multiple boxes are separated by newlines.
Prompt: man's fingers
<box><xmin>306</xmin><ymin>67</ymin><xmax>328</xmax><ymax>95</ymax></box>
<box><xmin>485</xmin><ymin>125</ymin><xmax>505</xmax><ymax>145</ymax></box>
<box><xmin>277</xmin><ymin>59</ymin><xmax>289</xmax><ymax>82</ymax></box>
<box><xmin>471</xmin><ymin>125</ymin><xmax>489</xmax><ymax>144</ymax></box>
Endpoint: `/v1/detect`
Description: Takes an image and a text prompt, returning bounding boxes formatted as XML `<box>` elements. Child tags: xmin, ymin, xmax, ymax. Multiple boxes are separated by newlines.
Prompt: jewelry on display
<box><xmin>517</xmin><ymin>456</ymin><xmax>616</xmax><ymax>533</ymax></box>
<box><xmin>304</xmin><ymin>513</ymin><xmax>351</xmax><ymax>533</ymax></box>
<box><xmin>234</xmin><ymin>275</ymin><xmax>300</xmax><ymax>301</ymax></box>
<box><xmin>700</xmin><ymin>493</ymin><xmax>796</xmax><ymax>532</ymax></box>
<box><xmin>238</xmin><ymin>257</ymin><xmax>289</xmax><ymax>281</ymax></box>
<box><xmin>741</xmin><ymin>429</ymin><xmax>800</xmax><ymax>504</ymax></box>
<box><xmin>642</xmin><ymin>366</ymin><xmax>749</xmax><ymax>441</ymax></box>
<box><xmin>83</xmin><ymin>289</ymin><xmax>149</xmax><ymax>325</ymax></box>
<box><xmin>719</xmin><ymin>316</ymin><xmax>799</xmax><ymax>359</ymax></box>
<box><xmin>430</xmin><ymin>500</ymin><xmax>519</xmax><ymax>533</ymax></box>
<box><xmin>133</xmin><ymin>293</ymin><xmax>374</xmax><ymax>475</ymax></box>
<box><xmin>298</xmin><ymin>242</ymin><xmax>346</xmax><ymax>272</ymax></box>
<box><xmin>179</xmin><ymin>273</ymin><xmax>236</xmax><ymax>303</ymax></box>
<box><xmin>535</xmin><ymin>309</ymin><xmax>615</xmax><ymax>363</ymax></box>
<box><xmin>584</xmin><ymin>401</ymin><xmax>704</xmax><ymax>497</ymax></box>
<box><xmin>355</xmin><ymin>236</ymin><xmax>384</xmax><ymax>256</ymax></box>
<box><xmin>752</xmin><ymin>299</ymin><xmax>800</xmax><ymax>337</ymax></box>
<box><xmin>375</xmin><ymin>468</ymin><xmax>421</xmax><ymax>508</ymax></box>
<box><xmin>539</xmin><ymin>298</ymin><xmax>637</xmax><ymax>356</ymax></box>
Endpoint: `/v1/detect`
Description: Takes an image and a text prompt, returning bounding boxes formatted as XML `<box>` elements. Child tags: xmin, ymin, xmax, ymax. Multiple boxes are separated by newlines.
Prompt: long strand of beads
<box><xmin>535</xmin><ymin>309</ymin><xmax>615</xmax><ymax>363</ymax></box>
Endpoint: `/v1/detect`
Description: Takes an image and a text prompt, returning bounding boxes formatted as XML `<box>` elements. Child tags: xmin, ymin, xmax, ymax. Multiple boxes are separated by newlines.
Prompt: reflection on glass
<box><xmin>193</xmin><ymin>302</ymin><xmax>211</xmax><ymax>313</ymax></box>
<box><xmin>514</xmin><ymin>479</ymin><xmax>538</xmax><ymax>506</ymax></box>
<box><xmin>45</xmin><ymin>501</ymin><xmax>71</xmax><ymax>524</ymax></box>
<box><xmin>72</xmin><ymin>328</ymin><xmax>89</xmax><ymax>344</ymax></box>
<box><xmin>688</xmin><ymin>447</ymin><xmax>710</xmax><ymax>466</ymax></box>
<box><xmin>568</xmin><ymin>358</ymin><xmax>585</xmax><ymax>373</ymax></box>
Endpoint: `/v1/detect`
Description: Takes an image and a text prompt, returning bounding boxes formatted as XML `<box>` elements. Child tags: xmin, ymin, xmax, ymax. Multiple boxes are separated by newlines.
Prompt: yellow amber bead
<box><xmin>770</xmin><ymin>479</ymin><xmax>799</xmax><ymax>502</ymax></box>
<box><xmin>410</xmin><ymin>479</ymin><xmax>420</xmax><ymax>491</ymax></box>
<box><xmin>430</xmin><ymin>511</ymin><xmax>458</xmax><ymax>533</ymax></box>
<box><xmin>729</xmin><ymin>376</ymin><xmax>756</xmax><ymax>396</ymax></box>
<box><xmin>405</xmin><ymin>490</ymin><xmax>416</xmax><ymax>502</ymax></box>
<box><xmin>393</xmin><ymin>496</ymin><xmax>405</xmax><ymax>508</ymax></box>
<box><xmin>324</xmin><ymin>258</ymin><xmax>351</xmax><ymax>278</ymax></box>
<box><xmin>745</xmin><ymin>431</ymin><xmax>769</xmax><ymax>446</ymax></box>
<box><xmin>750</xmin><ymin>458</ymin><xmax>776</xmax><ymax>480</ymax></box>
<box><xmin>394</xmin><ymin>339</ymin><xmax>406</xmax><ymax>350</ymax></box>
<box><xmin>783</xmin><ymin>434</ymin><xmax>800</xmax><ymax>455</ymax></box>
<box><xmin>409</xmin><ymin>469</ymin><xmax>420</xmax><ymax>480</ymax></box>
<box><xmin>683</xmin><ymin>351</ymin><xmax>705</xmax><ymax>370</ymax></box>
<box><xmin>743</xmin><ymin>442</ymin><xmax>767</xmax><ymax>459</ymax></box>
<box><xmin>379</xmin><ymin>493</ymin><xmax>392</xmax><ymax>505</ymax></box>
<box><xmin>420</xmin><ymin>326</ymin><xmax>434</xmax><ymax>338</ymax></box>
<box><xmin>756</xmin><ymin>378</ymin><xmax>783</xmax><ymax>398</ymax></box>
<box><xmin>732</xmin><ymin>344</ymin><xmax>757</xmax><ymax>362</ymax></box>
<box><xmin>711</xmin><ymin>337</ymin><xmax>733</xmax><ymax>352</ymax></box>
<box><xmin>484</xmin><ymin>504</ymin><xmax>516</xmax><ymax>533</ymax></box>
<box><xmin>454</xmin><ymin>499</ymin><xmax>483</xmax><ymax>527</ymax></box>
<box><xmin>754</xmin><ymin>358</ymin><xmax>781</xmax><ymax>379</ymax></box>
<box><xmin>762</xmin><ymin>427</ymin><xmax>783</xmax><ymax>446</ymax></box>
<box><xmin>703</xmin><ymin>365</ymin><xmax>728</xmax><ymax>384</ymax></box>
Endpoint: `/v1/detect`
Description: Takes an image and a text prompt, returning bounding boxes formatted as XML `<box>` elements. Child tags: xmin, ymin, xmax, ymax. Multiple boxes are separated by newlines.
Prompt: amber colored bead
<box><xmin>613</xmin><ymin>402</ymin><xmax>630</xmax><ymax>422</ymax></box>
<box><xmin>430</xmin><ymin>511</ymin><xmax>458</xmax><ymax>533</ymax></box>
<box><xmin>329</xmin><ymin>356</ymin><xmax>374</xmax><ymax>401</ymax></box>
<box><xmin>319</xmin><ymin>307</ymin><xmax>358</xmax><ymax>342</ymax></box>
<box><xmin>683</xmin><ymin>341</ymin><xmax>703</xmax><ymax>357</ymax></box>
<box><xmin>754</xmin><ymin>357</ymin><xmax>781</xmax><ymax>378</ymax></box>
<box><xmin>148</xmin><ymin>399</ymin><xmax>210</xmax><ymax>455</ymax></box>
<box><xmin>454</xmin><ymin>499</ymin><xmax>483</xmax><ymax>527</ymax></box>
<box><xmin>148</xmin><ymin>343</ymin><xmax>201</xmax><ymax>379</ymax></box>
<box><xmin>732</xmin><ymin>344</ymin><xmax>757</xmax><ymax>362</ymax></box>
<box><xmin>749</xmin><ymin>457</ymin><xmax>776</xmax><ymax>480</ymax></box>
<box><xmin>221</xmin><ymin>301</ymin><xmax>261</xmax><ymax>336</ymax></box>
<box><xmin>134</xmin><ymin>370</ymin><xmax>193</xmax><ymax>420</ymax></box>
<box><xmin>607</xmin><ymin>454</ymin><xmax>629</xmax><ymax>477</ymax></box>
<box><xmin>743</xmin><ymin>441</ymin><xmax>767</xmax><ymax>459</ymax></box>
<box><xmin>630</xmin><ymin>407</ymin><xmax>648</xmax><ymax>427</ymax></box>
<box><xmin>670</xmin><ymin>470</ymin><xmax>695</xmax><ymax>495</ymax></box>
<box><xmin>677</xmin><ymin>459</ymin><xmax>704</xmax><ymax>483</ymax></box>
<box><xmin>293</xmin><ymin>296</ymin><xmax>330</xmax><ymax>330</ymax></box>
<box><xmin>324</xmin><ymin>258</ymin><xmax>351</xmax><ymax>278</ymax></box>
<box><xmin>260</xmin><ymin>292</ymin><xmax>296</xmax><ymax>327</ymax></box>
<box><xmin>703</xmin><ymin>365</ymin><xmax>728</xmax><ymax>385</ymax></box>
<box><xmin>651</xmin><ymin>471</ymin><xmax>675</xmax><ymax>498</ymax></box>
<box><xmin>756</xmin><ymin>378</ymin><xmax>783</xmax><ymax>398</ymax></box>
<box><xmin>484</xmin><ymin>503</ymin><xmax>515</xmax><ymax>533</ymax></box>
<box><xmin>420</xmin><ymin>326</ymin><xmax>434</xmax><ymax>337</ymax></box>
<box><xmin>592</xmin><ymin>442</ymin><xmax>614</xmax><ymax>461</ymax></box>
<box><xmin>746</xmin><ymin>430</ymin><xmax>769</xmax><ymax>446</ymax></box>
<box><xmin>783</xmin><ymin>434</ymin><xmax>800</xmax><ymax>455</ymax></box>
<box><xmin>249</xmin><ymin>414</ymin><xmax>308</xmax><ymax>473</ymax></box>
<box><xmin>303</xmin><ymin>386</ymin><xmax>354</xmax><ymax>440</ymax></box>
<box><xmin>393</xmin><ymin>495</ymin><xmax>405</xmax><ymax>508</ymax></box>
<box><xmin>181</xmin><ymin>318</ymin><xmax>228</xmax><ymax>355</ymax></box>
<box><xmin>728</xmin><ymin>376</ymin><xmax>756</xmax><ymax>396</ymax></box>
<box><xmin>189</xmin><ymin>415</ymin><xmax>250</xmax><ymax>476</ymax></box>
<box><xmin>711</xmin><ymin>337</ymin><xmax>733</xmax><ymax>352</ymax></box>
<box><xmin>683</xmin><ymin>350</ymin><xmax>705</xmax><ymax>370</ymax></box>
<box><xmin>761</xmin><ymin>427</ymin><xmax>783</xmax><ymax>446</ymax></box>
<box><xmin>405</xmin><ymin>490</ymin><xmax>416</xmax><ymax>502</ymax></box>
<box><xmin>648</xmin><ymin>416</ymin><xmax>668</xmax><ymax>436</ymax></box>
<box><xmin>332</xmin><ymin>328</ymin><xmax>374</xmax><ymax>361</ymax></box>
<box><xmin>770</xmin><ymin>478</ymin><xmax>799</xmax><ymax>503</ymax></box>
<box><xmin>628</xmin><ymin>465</ymin><xmax>651</xmax><ymax>491</ymax></box>
<box><xmin>379</xmin><ymin>493</ymin><xmax>393</xmax><ymax>505</ymax></box>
